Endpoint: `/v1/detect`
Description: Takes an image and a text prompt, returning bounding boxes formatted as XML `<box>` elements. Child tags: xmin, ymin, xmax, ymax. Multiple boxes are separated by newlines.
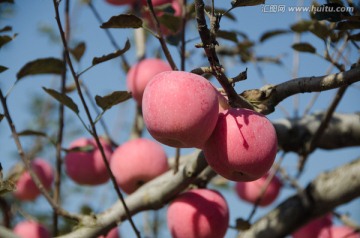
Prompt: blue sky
<box><xmin>0</xmin><ymin>0</ymin><xmax>359</xmax><ymax>237</ymax></box>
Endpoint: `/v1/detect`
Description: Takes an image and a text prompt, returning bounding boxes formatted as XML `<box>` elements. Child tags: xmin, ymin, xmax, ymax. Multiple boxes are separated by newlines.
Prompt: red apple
<box><xmin>167</xmin><ymin>188</ymin><xmax>229</xmax><ymax>238</ymax></box>
<box><xmin>126</xmin><ymin>58</ymin><xmax>172</xmax><ymax>106</ymax></box>
<box><xmin>235</xmin><ymin>173</ymin><xmax>282</xmax><ymax>206</ymax></box>
<box><xmin>203</xmin><ymin>108</ymin><xmax>277</xmax><ymax>181</ymax></box>
<box><xmin>110</xmin><ymin>138</ymin><xmax>168</xmax><ymax>194</ymax></box>
<box><xmin>14</xmin><ymin>159</ymin><xmax>54</xmax><ymax>201</ymax></box>
<box><xmin>98</xmin><ymin>227</ymin><xmax>120</xmax><ymax>238</ymax></box>
<box><xmin>13</xmin><ymin>221</ymin><xmax>50</xmax><ymax>238</ymax></box>
<box><xmin>105</xmin><ymin>0</ymin><xmax>137</xmax><ymax>6</ymax></box>
<box><xmin>292</xmin><ymin>214</ymin><xmax>333</xmax><ymax>238</ymax></box>
<box><xmin>64</xmin><ymin>137</ymin><xmax>113</xmax><ymax>185</ymax></box>
<box><xmin>142</xmin><ymin>71</ymin><xmax>219</xmax><ymax>148</ymax></box>
<box><xmin>318</xmin><ymin>225</ymin><xmax>360</xmax><ymax>238</ymax></box>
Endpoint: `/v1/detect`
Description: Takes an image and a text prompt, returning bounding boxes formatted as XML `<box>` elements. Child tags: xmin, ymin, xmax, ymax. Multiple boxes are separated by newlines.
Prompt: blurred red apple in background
<box><xmin>13</xmin><ymin>220</ymin><xmax>50</xmax><ymax>238</ymax></box>
<box><xmin>14</xmin><ymin>158</ymin><xmax>54</xmax><ymax>201</ymax></box>
<box><xmin>126</xmin><ymin>58</ymin><xmax>172</xmax><ymax>106</ymax></box>
<box><xmin>318</xmin><ymin>225</ymin><xmax>360</xmax><ymax>238</ymax></box>
<box><xmin>110</xmin><ymin>138</ymin><xmax>168</xmax><ymax>194</ymax></box>
<box><xmin>167</xmin><ymin>188</ymin><xmax>229</xmax><ymax>238</ymax></box>
<box><xmin>235</xmin><ymin>173</ymin><xmax>282</xmax><ymax>206</ymax></box>
<box><xmin>65</xmin><ymin>137</ymin><xmax>113</xmax><ymax>185</ymax></box>
<box><xmin>292</xmin><ymin>214</ymin><xmax>333</xmax><ymax>238</ymax></box>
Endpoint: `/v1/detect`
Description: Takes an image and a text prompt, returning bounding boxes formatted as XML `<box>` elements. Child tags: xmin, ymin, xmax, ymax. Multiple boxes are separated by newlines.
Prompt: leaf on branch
<box><xmin>349</xmin><ymin>32</ymin><xmax>360</xmax><ymax>41</ymax></box>
<box><xmin>309</xmin><ymin>21</ymin><xmax>331</xmax><ymax>40</ymax></box>
<box><xmin>70</xmin><ymin>42</ymin><xmax>86</xmax><ymax>62</ymax></box>
<box><xmin>336</xmin><ymin>20</ymin><xmax>360</xmax><ymax>30</ymax></box>
<box><xmin>0</xmin><ymin>180</ymin><xmax>16</xmax><ymax>196</ymax></box>
<box><xmin>292</xmin><ymin>42</ymin><xmax>316</xmax><ymax>54</ymax></box>
<box><xmin>0</xmin><ymin>34</ymin><xmax>15</xmax><ymax>48</ymax></box>
<box><xmin>260</xmin><ymin>29</ymin><xmax>290</xmax><ymax>42</ymax></box>
<box><xmin>0</xmin><ymin>26</ymin><xmax>12</xmax><ymax>33</ymax></box>
<box><xmin>314</xmin><ymin>3</ymin><xmax>351</xmax><ymax>22</ymax></box>
<box><xmin>0</xmin><ymin>65</ymin><xmax>8</xmax><ymax>73</ymax></box>
<box><xmin>42</xmin><ymin>87</ymin><xmax>79</xmax><ymax>114</ymax></box>
<box><xmin>217</xmin><ymin>30</ymin><xmax>238</xmax><ymax>43</ymax></box>
<box><xmin>0</xmin><ymin>114</ymin><xmax>4</xmax><ymax>122</ymax></box>
<box><xmin>100</xmin><ymin>14</ymin><xmax>143</xmax><ymax>29</ymax></box>
<box><xmin>95</xmin><ymin>91</ymin><xmax>132</xmax><ymax>111</ymax></box>
<box><xmin>65</xmin><ymin>145</ymin><xmax>94</xmax><ymax>153</ymax></box>
<box><xmin>92</xmin><ymin>39</ymin><xmax>131</xmax><ymax>65</ymax></box>
<box><xmin>16</xmin><ymin>58</ymin><xmax>65</xmax><ymax>80</ymax></box>
<box><xmin>17</xmin><ymin>130</ymin><xmax>48</xmax><ymax>137</ymax></box>
<box><xmin>236</xmin><ymin>218</ymin><xmax>251</xmax><ymax>230</ymax></box>
<box><xmin>290</xmin><ymin>20</ymin><xmax>312</xmax><ymax>33</ymax></box>
<box><xmin>158</xmin><ymin>14</ymin><xmax>181</xmax><ymax>34</ymax></box>
<box><xmin>205</xmin><ymin>6</ymin><xmax>237</xmax><ymax>21</ymax></box>
<box><xmin>231</xmin><ymin>0</ymin><xmax>265</xmax><ymax>7</ymax></box>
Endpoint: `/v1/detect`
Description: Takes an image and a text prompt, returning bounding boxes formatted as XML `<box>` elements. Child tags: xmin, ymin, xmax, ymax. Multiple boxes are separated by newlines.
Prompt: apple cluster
<box><xmin>138</xmin><ymin>68</ymin><xmax>277</xmax><ymax>182</ymax></box>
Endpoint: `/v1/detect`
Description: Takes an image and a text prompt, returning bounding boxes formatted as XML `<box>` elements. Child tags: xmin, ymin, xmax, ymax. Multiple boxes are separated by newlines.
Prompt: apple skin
<box><xmin>318</xmin><ymin>225</ymin><xmax>360</xmax><ymax>238</ymax></box>
<box><xmin>203</xmin><ymin>108</ymin><xmax>277</xmax><ymax>181</ymax></box>
<box><xmin>105</xmin><ymin>0</ymin><xmax>137</xmax><ymax>6</ymax></box>
<box><xmin>235</xmin><ymin>173</ymin><xmax>282</xmax><ymax>206</ymax></box>
<box><xmin>110</xmin><ymin>138</ymin><xmax>168</xmax><ymax>194</ymax></box>
<box><xmin>14</xmin><ymin>159</ymin><xmax>54</xmax><ymax>201</ymax></box>
<box><xmin>13</xmin><ymin>221</ymin><xmax>51</xmax><ymax>238</ymax></box>
<box><xmin>292</xmin><ymin>214</ymin><xmax>333</xmax><ymax>238</ymax></box>
<box><xmin>98</xmin><ymin>227</ymin><xmax>120</xmax><ymax>238</ymax></box>
<box><xmin>64</xmin><ymin>137</ymin><xmax>113</xmax><ymax>186</ymax></box>
<box><xmin>142</xmin><ymin>71</ymin><xmax>219</xmax><ymax>148</ymax></box>
<box><xmin>126</xmin><ymin>58</ymin><xmax>172</xmax><ymax>106</ymax></box>
<box><xmin>167</xmin><ymin>188</ymin><xmax>229</xmax><ymax>238</ymax></box>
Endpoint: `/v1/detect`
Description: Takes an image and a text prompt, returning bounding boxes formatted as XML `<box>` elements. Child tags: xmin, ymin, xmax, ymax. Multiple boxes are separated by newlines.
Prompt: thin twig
<box><xmin>297</xmin><ymin>85</ymin><xmax>348</xmax><ymax>175</ymax></box>
<box><xmin>0</xmin><ymin>89</ymin><xmax>81</xmax><ymax>221</ymax></box>
<box><xmin>146</xmin><ymin>0</ymin><xmax>178</xmax><ymax>70</ymax></box>
<box><xmin>53</xmin><ymin>0</ymin><xmax>70</xmax><ymax>235</ymax></box>
<box><xmin>52</xmin><ymin>1</ymin><xmax>141</xmax><ymax>237</ymax></box>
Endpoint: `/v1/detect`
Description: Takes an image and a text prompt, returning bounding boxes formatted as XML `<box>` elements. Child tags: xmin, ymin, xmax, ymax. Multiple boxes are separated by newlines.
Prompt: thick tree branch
<box><xmin>237</xmin><ymin>157</ymin><xmax>360</xmax><ymax>238</ymax></box>
<box><xmin>273</xmin><ymin>112</ymin><xmax>360</xmax><ymax>153</ymax></box>
<box><xmin>57</xmin><ymin>151</ymin><xmax>209</xmax><ymax>238</ymax></box>
<box><xmin>241</xmin><ymin>66</ymin><xmax>360</xmax><ymax>114</ymax></box>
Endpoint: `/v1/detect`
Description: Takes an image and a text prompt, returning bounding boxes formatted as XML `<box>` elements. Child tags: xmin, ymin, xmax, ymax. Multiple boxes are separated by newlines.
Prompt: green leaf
<box><xmin>292</xmin><ymin>42</ymin><xmax>316</xmax><ymax>54</ymax></box>
<box><xmin>17</xmin><ymin>58</ymin><xmax>65</xmax><ymax>80</ymax></box>
<box><xmin>0</xmin><ymin>26</ymin><xmax>12</xmax><ymax>32</ymax></box>
<box><xmin>0</xmin><ymin>35</ymin><xmax>12</xmax><ymax>48</ymax></box>
<box><xmin>309</xmin><ymin>21</ymin><xmax>331</xmax><ymax>40</ymax></box>
<box><xmin>231</xmin><ymin>0</ymin><xmax>265</xmax><ymax>7</ymax></box>
<box><xmin>336</xmin><ymin>21</ymin><xmax>360</xmax><ymax>30</ymax></box>
<box><xmin>100</xmin><ymin>14</ymin><xmax>143</xmax><ymax>29</ymax></box>
<box><xmin>290</xmin><ymin>20</ymin><xmax>312</xmax><ymax>33</ymax></box>
<box><xmin>95</xmin><ymin>91</ymin><xmax>132</xmax><ymax>111</ymax></box>
<box><xmin>70</xmin><ymin>42</ymin><xmax>86</xmax><ymax>62</ymax></box>
<box><xmin>43</xmin><ymin>87</ymin><xmax>79</xmax><ymax>114</ymax></box>
<box><xmin>158</xmin><ymin>14</ymin><xmax>181</xmax><ymax>34</ymax></box>
<box><xmin>17</xmin><ymin>130</ymin><xmax>48</xmax><ymax>137</ymax></box>
<box><xmin>314</xmin><ymin>3</ymin><xmax>351</xmax><ymax>22</ymax></box>
<box><xmin>0</xmin><ymin>65</ymin><xmax>8</xmax><ymax>73</ymax></box>
<box><xmin>260</xmin><ymin>30</ymin><xmax>290</xmax><ymax>42</ymax></box>
<box><xmin>349</xmin><ymin>32</ymin><xmax>360</xmax><ymax>41</ymax></box>
<box><xmin>217</xmin><ymin>30</ymin><xmax>238</xmax><ymax>43</ymax></box>
<box><xmin>92</xmin><ymin>39</ymin><xmax>131</xmax><ymax>65</ymax></box>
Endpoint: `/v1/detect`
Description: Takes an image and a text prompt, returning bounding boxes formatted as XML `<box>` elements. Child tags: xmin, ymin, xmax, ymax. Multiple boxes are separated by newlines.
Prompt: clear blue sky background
<box><xmin>0</xmin><ymin>0</ymin><xmax>359</xmax><ymax>237</ymax></box>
